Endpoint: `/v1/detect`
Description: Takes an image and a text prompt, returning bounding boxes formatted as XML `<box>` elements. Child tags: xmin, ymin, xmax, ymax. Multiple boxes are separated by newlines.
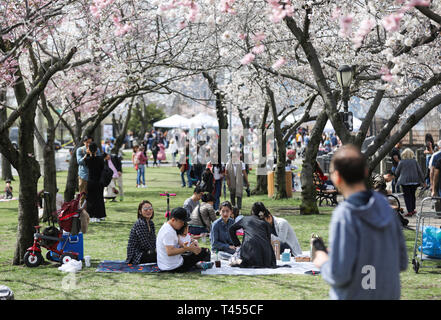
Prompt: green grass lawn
<box><xmin>1</xmin><ymin>165</ymin><xmax>441</xmax><ymax>300</ymax></box>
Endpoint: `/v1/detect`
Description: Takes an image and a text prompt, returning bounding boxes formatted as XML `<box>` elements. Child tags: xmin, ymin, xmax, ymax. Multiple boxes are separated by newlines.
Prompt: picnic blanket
<box><xmin>96</xmin><ymin>260</ymin><xmax>161</xmax><ymax>273</ymax></box>
<box><xmin>0</xmin><ymin>197</ymin><xmax>17</xmax><ymax>202</ymax></box>
<box><xmin>202</xmin><ymin>251</ymin><xmax>320</xmax><ymax>276</ymax></box>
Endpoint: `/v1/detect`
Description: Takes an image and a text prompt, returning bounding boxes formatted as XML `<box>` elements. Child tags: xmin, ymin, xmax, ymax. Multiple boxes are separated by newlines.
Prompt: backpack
<box><xmin>56</xmin><ymin>193</ymin><xmax>82</xmax><ymax>233</ymax></box>
<box><xmin>100</xmin><ymin>163</ymin><xmax>114</xmax><ymax>187</ymax></box>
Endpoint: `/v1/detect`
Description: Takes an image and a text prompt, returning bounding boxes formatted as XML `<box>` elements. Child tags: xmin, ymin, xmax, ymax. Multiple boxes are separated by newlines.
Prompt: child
<box><xmin>5</xmin><ymin>180</ymin><xmax>13</xmax><ymax>199</ymax></box>
<box><xmin>177</xmin><ymin>222</ymin><xmax>194</xmax><ymax>248</ymax></box>
<box><xmin>177</xmin><ymin>221</ymin><xmax>213</xmax><ymax>270</ymax></box>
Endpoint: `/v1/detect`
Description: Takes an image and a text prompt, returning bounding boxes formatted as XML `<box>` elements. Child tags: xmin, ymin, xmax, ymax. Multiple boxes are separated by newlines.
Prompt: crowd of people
<box><xmin>126</xmin><ymin>195</ymin><xmax>303</xmax><ymax>272</ymax></box>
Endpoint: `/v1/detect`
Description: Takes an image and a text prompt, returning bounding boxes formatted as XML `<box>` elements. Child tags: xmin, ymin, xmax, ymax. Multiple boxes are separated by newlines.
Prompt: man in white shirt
<box><xmin>225</xmin><ymin>153</ymin><xmax>249</xmax><ymax>211</ymax></box>
<box><xmin>156</xmin><ymin>207</ymin><xmax>212</xmax><ymax>272</ymax></box>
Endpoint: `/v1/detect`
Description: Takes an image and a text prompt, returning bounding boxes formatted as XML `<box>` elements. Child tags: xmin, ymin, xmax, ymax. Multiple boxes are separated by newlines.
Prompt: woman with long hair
<box><xmin>126</xmin><ymin>200</ymin><xmax>157</xmax><ymax>264</ymax></box>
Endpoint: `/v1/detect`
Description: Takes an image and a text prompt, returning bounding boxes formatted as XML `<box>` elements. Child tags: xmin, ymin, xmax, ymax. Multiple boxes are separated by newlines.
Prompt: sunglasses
<box><xmin>142</xmin><ymin>207</ymin><xmax>153</xmax><ymax>211</ymax></box>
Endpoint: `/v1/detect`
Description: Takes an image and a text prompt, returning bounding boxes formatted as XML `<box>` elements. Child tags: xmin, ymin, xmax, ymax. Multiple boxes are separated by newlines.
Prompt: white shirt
<box><xmin>156</xmin><ymin>222</ymin><xmax>183</xmax><ymax>271</ymax></box>
<box><xmin>178</xmin><ymin>234</ymin><xmax>191</xmax><ymax>247</ymax></box>
<box><xmin>213</xmin><ymin>166</ymin><xmax>222</xmax><ymax>180</ymax></box>
<box><xmin>429</xmin><ymin>150</ymin><xmax>441</xmax><ymax>168</ymax></box>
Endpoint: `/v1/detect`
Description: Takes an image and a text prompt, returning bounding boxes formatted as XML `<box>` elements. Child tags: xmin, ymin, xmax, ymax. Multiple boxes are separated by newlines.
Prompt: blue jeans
<box><xmin>391</xmin><ymin>166</ymin><xmax>400</xmax><ymax>193</ymax></box>
<box><xmin>137</xmin><ymin>164</ymin><xmax>145</xmax><ymax>185</ymax></box>
<box><xmin>181</xmin><ymin>171</ymin><xmax>187</xmax><ymax>187</ymax></box>
<box><xmin>187</xmin><ymin>166</ymin><xmax>194</xmax><ymax>187</ymax></box>
<box><xmin>189</xmin><ymin>225</ymin><xmax>209</xmax><ymax>235</ymax></box>
<box><xmin>214</xmin><ymin>179</ymin><xmax>223</xmax><ymax>210</ymax></box>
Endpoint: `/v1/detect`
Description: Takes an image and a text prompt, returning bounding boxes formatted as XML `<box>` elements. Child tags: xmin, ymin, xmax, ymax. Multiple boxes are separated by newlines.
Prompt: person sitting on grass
<box><xmin>188</xmin><ymin>193</ymin><xmax>217</xmax><ymax>236</ymax></box>
<box><xmin>5</xmin><ymin>180</ymin><xmax>13</xmax><ymax>199</ymax></box>
<box><xmin>126</xmin><ymin>200</ymin><xmax>157</xmax><ymax>264</ymax></box>
<box><xmin>156</xmin><ymin>207</ymin><xmax>212</xmax><ymax>272</ymax></box>
<box><xmin>229</xmin><ymin>202</ymin><xmax>277</xmax><ymax>269</ymax></box>
<box><xmin>183</xmin><ymin>185</ymin><xmax>204</xmax><ymax>219</ymax></box>
<box><xmin>253</xmin><ymin>202</ymin><xmax>303</xmax><ymax>257</ymax></box>
<box><xmin>210</xmin><ymin>201</ymin><xmax>237</xmax><ymax>255</ymax></box>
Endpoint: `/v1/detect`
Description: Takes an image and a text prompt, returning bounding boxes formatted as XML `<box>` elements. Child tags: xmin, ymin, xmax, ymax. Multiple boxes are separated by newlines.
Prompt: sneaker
<box><xmin>196</xmin><ymin>261</ymin><xmax>214</xmax><ymax>270</ymax></box>
<box><xmin>142</xmin><ymin>185</ymin><xmax>147</xmax><ymax>188</ymax></box>
<box><xmin>100</xmin><ymin>217</ymin><xmax>106</xmax><ymax>221</ymax></box>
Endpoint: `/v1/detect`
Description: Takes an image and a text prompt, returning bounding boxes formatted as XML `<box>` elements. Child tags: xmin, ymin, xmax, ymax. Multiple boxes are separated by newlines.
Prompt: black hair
<box><xmin>231</xmin><ymin>206</ymin><xmax>240</xmax><ymax>219</ymax></box>
<box><xmin>194</xmin><ymin>185</ymin><xmax>203</xmax><ymax>194</ymax></box>
<box><xmin>88</xmin><ymin>142</ymin><xmax>98</xmax><ymax>154</ymax></box>
<box><xmin>176</xmin><ymin>221</ymin><xmax>188</xmax><ymax>235</ymax></box>
<box><xmin>201</xmin><ymin>193</ymin><xmax>215</xmax><ymax>203</ymax></box>
<box><xmin>251</xmin><ymin>202</ymin><xmax>271</xmax><ymax>220</ymax></box>
<box><xmin>219</xmin><ymin>201</ymin><xmax>233</xmax><ymax>211</ymax></box>
<box><xmin>83</xmin><ymin>135</ymin><xmax>93</xmax><ymax>142</ymax></box>
<box><xmin>137</xmin><ymin>200</ymin><xmax>154</xmax><ymax>220</ymax></box>
<box><xmin>331</xmin><ymin>144</ymin><xmax>367</xmax><ymax>184</ymax></box>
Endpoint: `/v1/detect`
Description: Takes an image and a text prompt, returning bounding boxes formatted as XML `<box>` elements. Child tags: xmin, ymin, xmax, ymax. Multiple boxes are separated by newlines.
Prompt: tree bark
<box><xmin>266</xmin><ymin>85</ymin><xmax>287</xmax><ymax>199</ymax></box>
<box><xmin>300</xmin><ymin>109</ymin><xmax>328</xmax><ymax>215</ymax></box>
<box><xmin>254</xmin><ymin>102</ymin><xmax>270</xmax><ymax>195</ymax></box>
<box><xmin>111</xmin><ymin>102</ymin><xmax>133</xmax><ymax>155</ymax></box>
<box><xmin>0</xmin><ymin>90</ymin><xmax>13</xmax><ymax>181</ymax></box>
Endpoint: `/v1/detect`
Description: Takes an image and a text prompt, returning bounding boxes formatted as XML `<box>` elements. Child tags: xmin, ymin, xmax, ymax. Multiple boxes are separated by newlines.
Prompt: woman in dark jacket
<box><xmin>395</xmin><ymin>148</ymin><xmax>426</xmax><ymax>217</ymax></box>
<box><xmin>126</xmin><ymin>200</ymin><xmax>157</xmax><ymax>264</ymax></box>
<box><xmin>85</xmin><ymin>142</ymin><xmax>106</xmax><ymax>221</ymax></box>
<box><xmin>229</xmin><ymin>202</ymin><xmax>276</xmax><ymax>268</ymax></box>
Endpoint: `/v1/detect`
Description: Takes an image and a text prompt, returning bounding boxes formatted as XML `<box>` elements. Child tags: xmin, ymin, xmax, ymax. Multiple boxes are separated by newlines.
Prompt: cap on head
<box><xmin>170</xmin><ymin>207</ymin><xmax>190</xmax><ymax>222</ymax></box>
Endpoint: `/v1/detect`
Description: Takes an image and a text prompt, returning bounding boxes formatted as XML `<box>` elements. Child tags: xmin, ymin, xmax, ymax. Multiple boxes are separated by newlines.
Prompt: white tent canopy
<box><xmin>324</xmin><ymin>117</ymin><xmax>362</xmax><ymax>133</ymax></box>
<box><xmin>187</xmin><ymin>113</ymin><xmax>218</xmax><ymax>128</ymax></box>
<box><xmin>153</xmin><ymin>114</ymin><xmax>189</xmax><ymax>128</ymax></box>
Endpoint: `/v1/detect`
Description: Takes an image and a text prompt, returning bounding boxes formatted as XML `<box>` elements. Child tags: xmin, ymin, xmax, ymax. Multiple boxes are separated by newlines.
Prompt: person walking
<box><xmin>225</xmin><ymin>153</ymin><xmax>249</xmax><ymax>211</ymax></box>
<box><xmin>151</xmin><ymin>139</ymin><xmax>159</xmax><ymax>167</ymax></box>
<box><xmin>395</xmin><ymin>148</ymin><xmax>425</xmax><ymax>217</ymax></box>
<box><xmin>85</xmin><ymin>142</ymin><xmax>106</xmax><ymax>222</ymax></box>
<box><xmin>135</xmin><ymin>145</ymin><xmax>147</xmax><ymax>188</ymax></box>
<box><xmin>212</xmin><ymin>164</ymin><xmax>225</xmax><ymax>210</ymax></box>
<box><xmin>312</xmin><ymin>144</ymin><xmax>408</xmax><ymax>300</ymax></box>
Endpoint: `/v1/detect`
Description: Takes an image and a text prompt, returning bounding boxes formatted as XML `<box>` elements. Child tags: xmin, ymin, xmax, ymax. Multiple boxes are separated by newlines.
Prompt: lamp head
<box><xmin>336</xmin><ymin>65</ymin><xmax>354</xmax><ymax>88</ymax></box>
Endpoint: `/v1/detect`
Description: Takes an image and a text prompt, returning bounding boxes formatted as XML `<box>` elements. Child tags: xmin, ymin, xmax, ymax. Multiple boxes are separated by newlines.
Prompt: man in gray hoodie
<box><xmin>313</xmin><ymin>145</ymin><xmax>408</xmax><ymax>300</ymax></box>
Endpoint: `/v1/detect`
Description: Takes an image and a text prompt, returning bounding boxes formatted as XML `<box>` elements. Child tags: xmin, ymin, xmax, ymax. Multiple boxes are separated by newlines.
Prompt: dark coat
<box><xmin>85</xmin><ymin>155</ymin><xmax>106</xmax><ymax>219</ymax></box>
<box><xmin>229</xmin><ymin>215</ymin><xmax>276</xmax><ymax>268</ymax></box>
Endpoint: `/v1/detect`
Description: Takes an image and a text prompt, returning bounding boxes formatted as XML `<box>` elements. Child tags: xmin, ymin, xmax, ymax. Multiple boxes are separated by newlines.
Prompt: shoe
<box><xmin>405</xmin><ymin>211</ymin><xmax>416</xmax><ymax>217</ymax></box>
<box><xmin>100</xmin><ymin>217</ymin><xmax>106</xmax><ymax>221</ymax></box>
<box><xmin>143</xmin><ymin>185</ymin><xmax>147</xmax><ymax>188</ymax></box>
<box><xmin>196</xmin><ymin>261</ymin><xmax>214</xmax><ymax>270</ymax></box>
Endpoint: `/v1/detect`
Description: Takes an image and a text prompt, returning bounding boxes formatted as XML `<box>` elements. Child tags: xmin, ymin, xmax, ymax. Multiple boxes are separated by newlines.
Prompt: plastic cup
<box><xmin>84</xmin><ymin>255</ymin><xmax>91</xmax><ymax>267</ymax></box>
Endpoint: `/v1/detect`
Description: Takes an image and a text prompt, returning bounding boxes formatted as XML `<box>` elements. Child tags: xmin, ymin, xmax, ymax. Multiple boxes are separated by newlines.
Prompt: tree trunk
<box><xmin>275</xmin><ymin>139</ymin><xmax>287</xmax><ymax>199</ymax></box>
<box><xmin>13</xmin><ymin>82</ymin><xmax>41</xmax><ymax>265</ymax></box>
<box><xmin>0</xmin><ymin>98</ymin><xmax>13</xmax><ymax>181</ymax></box>
<box><xmin>112</xmin><ymin>103</ymin><xmax>133</xmax><ymax>155</ymax></box>
<box><xmin>253</xmin><ymin>102</ymin><xmax>270</xmax><ymax>195</ymax></box>
<box><xmin>64</xmin><ymin>145</ymin><xmax>79</xmax><ymax>202</ymax></box>
<box><xmin>300</xmin><ymin>109</ymin><xmax>328</xmax><ymax>215</ymax></box>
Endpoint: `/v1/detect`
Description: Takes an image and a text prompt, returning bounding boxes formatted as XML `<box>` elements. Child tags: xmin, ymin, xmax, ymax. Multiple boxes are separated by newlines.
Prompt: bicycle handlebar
<box><xmin>160</xmin><ymin>193</ymin><xmax>176</xmax><ymax>196</ymax></box>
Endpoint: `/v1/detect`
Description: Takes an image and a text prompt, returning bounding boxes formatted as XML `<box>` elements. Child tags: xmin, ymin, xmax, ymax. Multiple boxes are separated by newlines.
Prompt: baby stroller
<box><xmin>24</xmin><ymin>193</ymin><xmax>84</xmax><ymax>267</ymax></box>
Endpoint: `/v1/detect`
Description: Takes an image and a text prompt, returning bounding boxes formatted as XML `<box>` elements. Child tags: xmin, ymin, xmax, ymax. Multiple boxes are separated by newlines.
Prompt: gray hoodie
<box><xmin>320</xmin><ymin>191</ymin><xmax>408</xmax><ymax>300</ymax></box>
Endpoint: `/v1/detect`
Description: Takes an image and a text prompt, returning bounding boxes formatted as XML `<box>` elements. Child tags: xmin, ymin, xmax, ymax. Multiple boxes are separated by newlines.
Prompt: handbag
<box><xmin>198</xmin><ymin>205</ymin><xmax>208</xmax><ymax>229</ymax></box>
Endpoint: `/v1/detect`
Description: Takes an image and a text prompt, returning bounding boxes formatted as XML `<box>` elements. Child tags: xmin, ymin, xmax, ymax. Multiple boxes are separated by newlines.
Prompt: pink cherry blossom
<box><xmin>379</xmin><ymin>66</ymin><xmax>394</xmax><ymax>82</ymax></box>
<box><xmin>382</xmin><ymin>13</ymin><xmax>403</xmax><ymax>32</ymax></box>
<box><xmin>352</xmin><ymin>18</ymin><xmax>376</xmax><ymax>49</ymax></box>
<box><xmin>240</xmin><ymin>53</ymin><xmax>256</xmax><ymax>65</ymax></box>
<box><xmin>272</xmin><ymin>57</ymin><xmax>287</xmax><ymax>70</ymax></box>
<box><xmin>339</xmin><ymin>15</ymin><xmax>353</xmax><ymax>38</ymax></box>
<box><xmin>238</xmin><ymin>33</ymin><xmax>247</xmax><ymax>40</ymax></box>
<box><xmin>252</xmin><ymin>44</ymin><xmax>265</xmax><ymax>55</ymax></box>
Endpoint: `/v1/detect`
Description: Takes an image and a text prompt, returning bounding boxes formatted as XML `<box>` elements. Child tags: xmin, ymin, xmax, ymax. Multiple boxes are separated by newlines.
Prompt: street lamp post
<box><xmin>336</xmin><ymin>65</ymin><xmax>354</xmax><ymax>131</ymax></box>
